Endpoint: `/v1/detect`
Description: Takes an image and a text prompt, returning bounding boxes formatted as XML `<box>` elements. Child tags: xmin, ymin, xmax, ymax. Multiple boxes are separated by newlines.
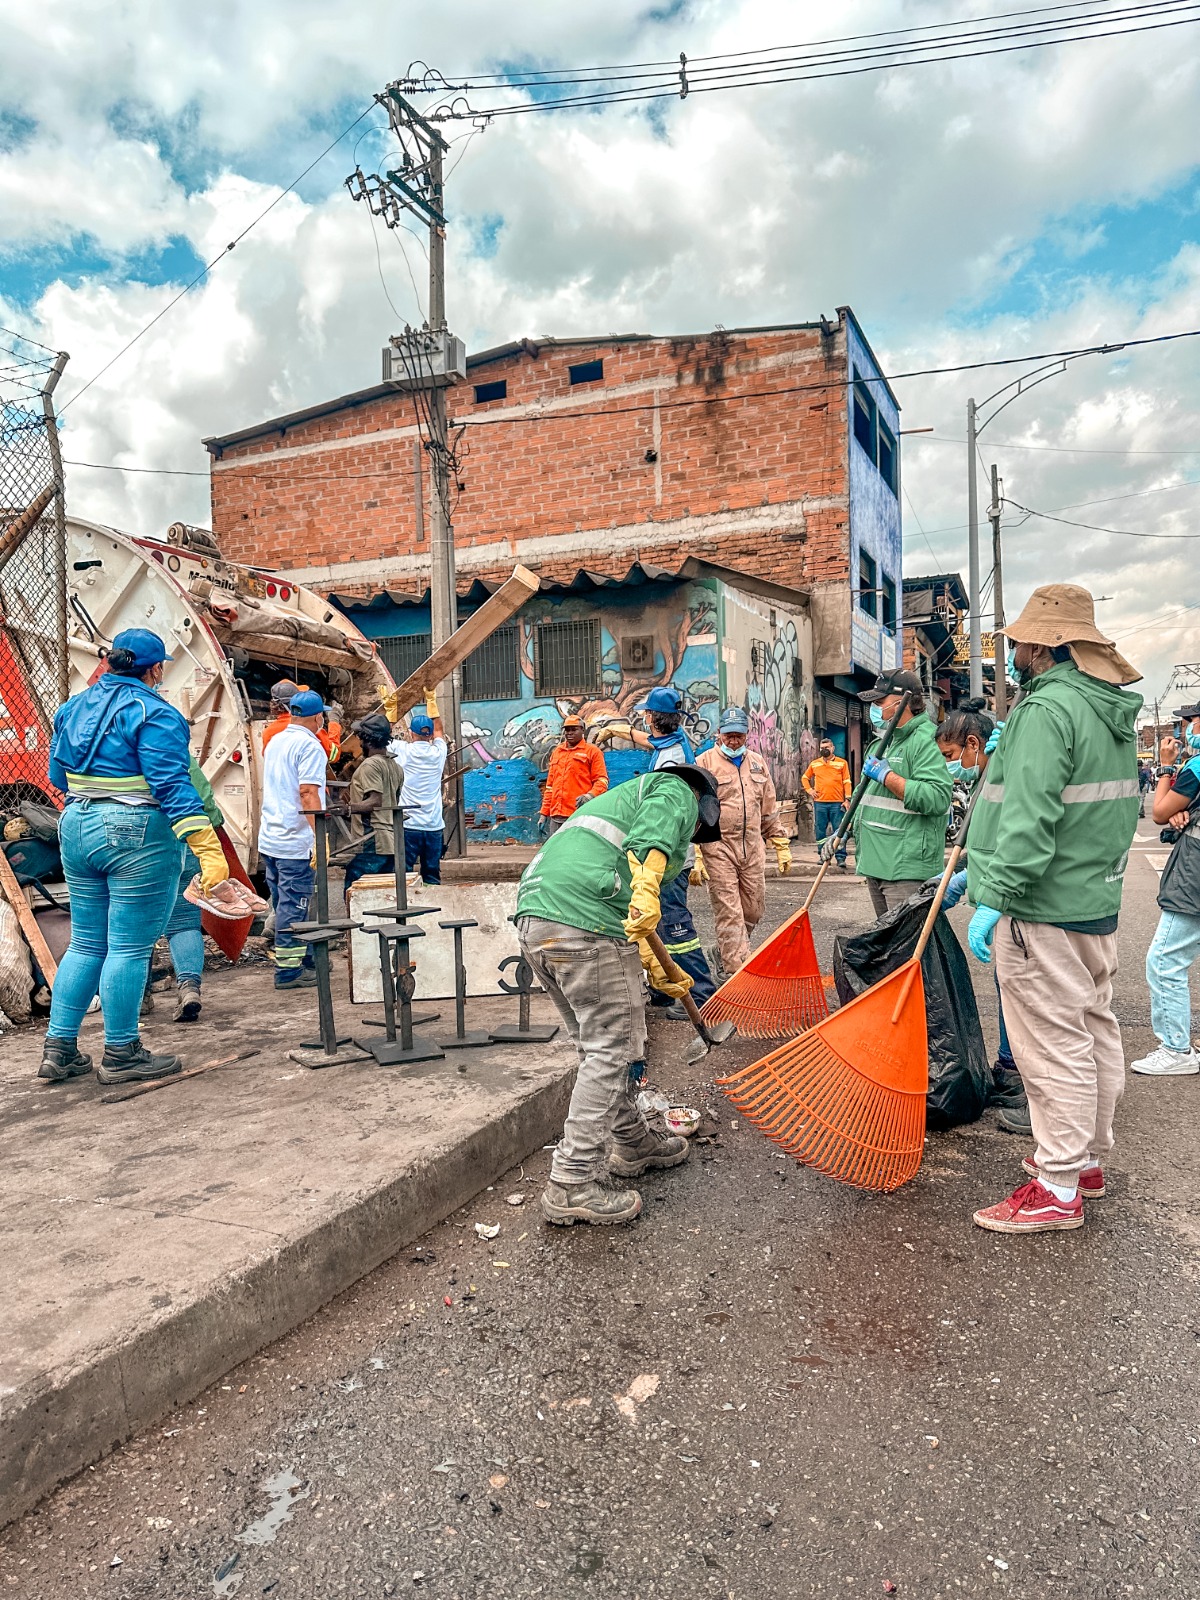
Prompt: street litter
<box><xmin>493</xmin><ymin>1260</ymin><xmax>510</xmax><ymax>1268</ymax></box>
<box><xmin>665</xmin><ymin>1105</ymin><xmax>701</xmax><ymax>1137</ymax></box>
<box><xmin>506</xmin><ymin>1192</ymin><xmax>525</xmax><ymax>1206</ymax></box>
<box><xmin>614</xmin><ymin>1372</ymin><xmax>660</xmax><ymax>1421</ymax></box>
<box><xmin>489</xmin><ymin>1473</ymin><xmax>508</xmax><ymax>1488</ymax></box>
<box><xmin>475</xmin><ymin>1222</ymin><xmax>500</xmax><ymax>1240</ymax></box>
<box><xmin>637</xmin><ymin>1089</ymin><xmax>670</xmax><ymax>1116</ymax></box>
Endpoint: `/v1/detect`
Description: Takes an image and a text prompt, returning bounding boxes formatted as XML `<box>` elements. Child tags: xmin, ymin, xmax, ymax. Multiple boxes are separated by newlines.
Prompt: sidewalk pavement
<box><xmin>0</xmin><ymin>962</ymin><xmax>578</xmax><ymax>1528</ymax></box>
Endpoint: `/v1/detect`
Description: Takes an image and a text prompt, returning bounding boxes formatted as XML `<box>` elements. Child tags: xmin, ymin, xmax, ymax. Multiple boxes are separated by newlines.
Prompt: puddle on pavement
<box><xmin>213</xmin><ymin>1468</ymin><xmax>310</xmax><ymax>1595</ymax></box>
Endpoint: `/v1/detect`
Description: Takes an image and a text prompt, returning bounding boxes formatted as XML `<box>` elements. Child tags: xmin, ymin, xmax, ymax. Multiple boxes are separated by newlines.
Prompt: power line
<box><xmin>419</xmin><ymin>1</ymin><xmax>1200</xmax><ymax>118</ymax></box>
<box><xmin>62</xmin><ymin>457</ymin><xmax>206</xmax><ymax>476</ymax></box>
<box><xmin>1004</xmin><ymin>496</ymin><xmax>1200</xmax><ymax>538</ymax></box>
<box><xmin>57</xmin><ymin>104</ymin><xmax>380</xmax><ymax>416</ymax></box>
<box><xmin>924</xmin><ymin>433</ymin><xmax>1200</xmax><ymax>455</ymax></box>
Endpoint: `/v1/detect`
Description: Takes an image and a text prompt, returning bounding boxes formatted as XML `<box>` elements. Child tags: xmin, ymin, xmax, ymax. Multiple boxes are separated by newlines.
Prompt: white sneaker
<box><xmin>1131</xmin><ymin>1044</ymin><xmax>1200</xmax><ymax>1077</ymax></box>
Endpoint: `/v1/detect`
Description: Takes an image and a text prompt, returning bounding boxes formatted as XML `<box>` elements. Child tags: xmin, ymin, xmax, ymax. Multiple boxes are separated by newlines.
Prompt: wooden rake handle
<box><xmin>891</xmin><ymin>781</ymin><xmax>988</xmax><ymax>1024</ymax></box>
<box><xmin>643</xmin><ymin>929</ymin><xmax>710</xmax><ymax>1037</ymax></box>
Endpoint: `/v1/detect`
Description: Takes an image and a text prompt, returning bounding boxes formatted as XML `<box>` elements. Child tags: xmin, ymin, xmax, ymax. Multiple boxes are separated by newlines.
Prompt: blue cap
<box><xmin>719</xmin><ymin>705</ymin><xmax>750</xmax><ymax>734</ymax></box>
<box><xmin>111</xmin><ymin>628</ymin><xmax>172</xmax><ymax>671</ymax></box>
<box><xmin>410</xmin><ymin>713</ymin><xmax>434</xmax><ymax>735</ymax></box>
<box><xmin>638</xmin><ymin>686</ymin><xmax>683</xmax><ymax>714</ymax></box>
<box><xmin>289</xmin><ymin>689</ymin><xmax>329</xmax><ymax>717</ymax></box>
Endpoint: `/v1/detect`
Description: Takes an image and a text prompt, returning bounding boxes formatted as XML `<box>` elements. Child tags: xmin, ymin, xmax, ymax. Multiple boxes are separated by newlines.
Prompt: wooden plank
<box><xmin>210</xmin><ymin>630</ymin><xmax>366</xmax><ymax>672</ymax></box>
<box><xmin>0</xmin><ymin>846</ymin><xmax>57</xmax><ymax>987</ymax></box>
<box><xmin>382</xmin><ymin>564</ymin><xmax>539</xmax><ymax>720</ymax></box>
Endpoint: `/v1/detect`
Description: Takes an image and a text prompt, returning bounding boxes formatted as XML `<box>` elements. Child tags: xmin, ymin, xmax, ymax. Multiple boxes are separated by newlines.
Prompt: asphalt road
<box><xmin>4</xmin><ymin>823</ymin><xmax>1198</xmax><ymax>1599</ymax></box>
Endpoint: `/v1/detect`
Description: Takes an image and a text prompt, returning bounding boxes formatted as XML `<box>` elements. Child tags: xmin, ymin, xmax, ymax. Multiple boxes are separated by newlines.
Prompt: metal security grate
<box><xmin>534</xmin><ymin>618</ymin><xmax>602</xmax><ymax>696</ymax></box>
<box><xmin>376</xmin><ymin>632</ymin><xmax>431</xmax><ymax>687</ymax></box>
<box><xmin>463</xmin><ymin>625</ymin><xmax>520</xmax><ymax>702</ymax></box>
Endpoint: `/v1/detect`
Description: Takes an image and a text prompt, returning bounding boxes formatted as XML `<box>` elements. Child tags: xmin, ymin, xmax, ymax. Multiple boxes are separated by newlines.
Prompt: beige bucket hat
<box><xmin>1001</xmin><ymin>583</ymin><xmax>1141</xmax><ymax>686</ymax></box>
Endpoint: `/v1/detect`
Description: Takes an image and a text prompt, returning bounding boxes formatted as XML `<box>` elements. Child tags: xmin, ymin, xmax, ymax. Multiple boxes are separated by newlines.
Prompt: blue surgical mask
<box><xmin>718</xmin><ymin>742</ymin><xmax>744</xmax><ymax>763</ymax></box>
<box><xmin>946</xmin><ymin>758</ymin><xmax>980</xmax><ymax>786</ymax></box>
<box><xmin>869</xmin><ymin>704</ymin><xmax>886</xmax><ymax>731</ymax></box>
<box><xmin>1188</xmin><ymin>730</ymin><xmax>1200</xmax><ymax>752</ymax></box>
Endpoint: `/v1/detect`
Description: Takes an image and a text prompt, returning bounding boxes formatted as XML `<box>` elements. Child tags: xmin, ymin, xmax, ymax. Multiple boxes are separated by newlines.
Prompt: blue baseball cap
<box><xmin>718</xmin><ymin>705</ymin><xmax>750</xmax><ymax>734</ymax></box>
<box><xmin>111</xmin><ymin>628</ymin><xmax>172</xmax><ymax>671</ymax></box>
<box><xmin>410</xmin><ymin>713</ymin><xmax>435</xmax><ymax>735</ymax></box>
<box><xmin>289</xmin><ymin>689</ymin><xmax>329</xmax><ymax>717</ymax></box>
<box><xmin>638</xmin><ymin>686</ymin><xmax>683</xmax><ymax>714</ymax></box>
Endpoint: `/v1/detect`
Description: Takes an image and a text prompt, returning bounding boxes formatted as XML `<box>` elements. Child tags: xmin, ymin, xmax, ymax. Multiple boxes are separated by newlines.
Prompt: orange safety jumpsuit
<box><xmin>695</xmin><ymin>745</ymin><xmax>782</xmax><ymax>973</ymax></box>
<box><xmin>262</xmin><ymin>713</ymin><xmax>342</xmax><ymax>763</ymax></box>
<box><xmin>540</xmin><ymin>740</ymin><xmax>609</xmax><ymax>820</ymax></box>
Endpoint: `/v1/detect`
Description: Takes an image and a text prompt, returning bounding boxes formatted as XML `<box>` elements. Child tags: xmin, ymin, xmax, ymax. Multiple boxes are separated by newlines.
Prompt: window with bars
<box><xmin>534</xmin><ymin>617</ymin><xmax>602</xmax><ymax>696</ymax></box>
<box><xmin>463</xmin><ymin>625</ymin><xmax>521</xmax><ymax>702</ymax></box>
<box><xmin>376</xmin><ymin>632</ymin><xmax>431</xmax><ymax>686</ymax></box>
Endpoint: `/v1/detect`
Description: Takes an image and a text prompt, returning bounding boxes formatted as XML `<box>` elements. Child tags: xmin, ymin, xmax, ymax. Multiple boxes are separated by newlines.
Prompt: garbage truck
<box><xmin>0</xmin><ymin>516</ymin><xmax>394</xmax><ymax>870</ymax></box>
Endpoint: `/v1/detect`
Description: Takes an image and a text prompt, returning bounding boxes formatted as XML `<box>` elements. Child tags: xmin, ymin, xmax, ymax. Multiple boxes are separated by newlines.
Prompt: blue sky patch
<box><xmin>0</xmin><ymin>233</ymin><xmax>208</xmax><ymax>310</ymax></box>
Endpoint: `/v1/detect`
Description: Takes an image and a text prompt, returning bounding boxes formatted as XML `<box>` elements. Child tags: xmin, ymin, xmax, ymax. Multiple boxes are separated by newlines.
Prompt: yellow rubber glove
<box><xmin>637</xmin><ymin>939</ymin><xmax>695</xmax><ymax>999</ymax></box>
<box><xmin>623</xmin><ymin>848</ymin><xmax>667</xmax><ymax>940</ymax></box>
<box><xmin>689</xmin><ymin>845</ymin><xmax>709</xmax><ymax>886</ymax></box>
<box><xmin>772</xmin><ymin>836</ymin><xmax>793</xmax><ymax>875</ymax></box>
<box><xmin>425</xmin><ymin>686</ymin><xmax>440</xmax><ymax>719</ymax></box>
<box><xmin>185</xmin><ymin>825</ymin><xmax>230</xmax><ymax>891</ymax></box>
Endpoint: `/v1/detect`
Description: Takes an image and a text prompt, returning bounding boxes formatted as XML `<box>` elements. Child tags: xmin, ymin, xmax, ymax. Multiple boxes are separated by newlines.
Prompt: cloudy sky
<box><xmin>2</xmin><ymin>0</ymin><xmax>1198</xmax><ymax>705</ymax></box>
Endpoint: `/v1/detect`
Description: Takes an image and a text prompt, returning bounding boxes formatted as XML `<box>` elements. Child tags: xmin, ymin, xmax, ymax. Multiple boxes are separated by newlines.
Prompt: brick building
<box><xmin>203</xmin><ymin>306</ymin><xmax>902</xmax><ymax>755</ymax></box>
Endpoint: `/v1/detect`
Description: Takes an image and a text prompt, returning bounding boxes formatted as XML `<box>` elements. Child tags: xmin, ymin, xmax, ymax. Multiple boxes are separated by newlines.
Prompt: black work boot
<box><xmin>988</xmin><ymin>1063</ymin><xmax>1027</xmax><ymax>1110</ymax></box>
<box><xmin>997</xmin><ymin>1101</ymin><xmax>1033</xmax><ymax>1137</ymax></box>
<box><xmin>173</xmin><ymin>980</ymin><xmax>202</xmax><ymax>1023</ymax></box>
<box><xmin>608</xmin><ymin>1124</ymin><xmax>691</xmax><ymax>1178</ymax></box>
<box><xmin>97</xmin><ymin>1040</ymin><xmax>183</xmax><ymax>1086</ymax></box>
<box><xmin>541</xmin><ymin>1179</ymin><xmax>643</xmax><ymax>1227</ymax></box>
<box><xmin>38</xmin><ymin>1037</ymin><xmax>93</xmax><ymax>1083</ymax></box>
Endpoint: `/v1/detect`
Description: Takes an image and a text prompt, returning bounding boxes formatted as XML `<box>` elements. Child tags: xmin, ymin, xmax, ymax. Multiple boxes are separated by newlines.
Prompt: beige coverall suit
<box><xmin>696</xmin><ymin>746</ymin><xmax>782</xmax><ymax>973</ymax></box>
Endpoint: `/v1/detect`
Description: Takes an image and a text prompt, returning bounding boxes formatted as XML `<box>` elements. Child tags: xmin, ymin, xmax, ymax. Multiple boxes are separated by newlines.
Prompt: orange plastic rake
<box><xmin>700</xmin><ymin>692</ymin><xmax>913</xmax><ymax>1040</ymax></box>
<box><xmin>716</xmin><ymin>796</ymin><xmax>975</xmax><ymax>1193</ymax></box>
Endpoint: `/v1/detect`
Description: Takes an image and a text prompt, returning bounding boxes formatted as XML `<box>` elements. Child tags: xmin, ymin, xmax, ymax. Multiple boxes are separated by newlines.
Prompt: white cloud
<box><xmin>2</xmin><ymin>0</ymin><xmax>1199</xmax><ymax>698</ymax></box>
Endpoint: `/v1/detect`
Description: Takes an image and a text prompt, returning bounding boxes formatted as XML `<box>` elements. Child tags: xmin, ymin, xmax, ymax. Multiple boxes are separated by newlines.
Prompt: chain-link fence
<box><xmin>0</xmin><ymin>330</ymin><xmax>69</xmax><ymax>806</ymax></box>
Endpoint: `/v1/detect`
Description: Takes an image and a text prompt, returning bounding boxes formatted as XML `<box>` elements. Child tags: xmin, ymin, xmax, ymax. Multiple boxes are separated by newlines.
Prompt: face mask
<box><xmin>946</xmin><ymin>757</ymin><xmax>980</xmax><ymax>786</ymax></box>
<box><xmin>869</xmin><ymin>704</ymin><xmax>886</xmax><ymax>731</ymax></box>
<box><xmin>1008</xmin><ymin>647</ymin><xmax>1033</xmax><ymax>687</ymax></box>
<box><xmin>1188</xmin><ymin>729</ymin><xmax>1200</xmax><ymax>752</ymax></box>
<box><xmin>718</xmin><ymin>742</ymin><xmax>744</xmax><ymax>763</ymax></box>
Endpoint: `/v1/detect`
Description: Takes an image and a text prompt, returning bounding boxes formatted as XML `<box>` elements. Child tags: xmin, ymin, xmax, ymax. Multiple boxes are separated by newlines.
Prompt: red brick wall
<box><xmin>209</xmin><ymin>324</ymin><xmax>851</xmax><ymax>594</ymax></box>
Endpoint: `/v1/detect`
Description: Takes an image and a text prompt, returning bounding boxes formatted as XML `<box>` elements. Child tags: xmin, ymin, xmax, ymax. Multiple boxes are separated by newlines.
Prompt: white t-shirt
<box><xmin>389</xmin><ymin>736</ymin><xmax>447</xmax><ymax>831</ymax></box>
<box><xmin>258</xmin><ymin>723</ymin><xmax>328</xmax><ymax>860</ymax></box>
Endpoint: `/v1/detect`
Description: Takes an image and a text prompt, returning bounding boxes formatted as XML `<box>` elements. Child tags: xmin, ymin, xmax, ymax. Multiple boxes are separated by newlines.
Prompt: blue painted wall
<box><xmin>846</xmin><ymin>316</ymin><xmax>902</xmax><ymax>677</ymax></box>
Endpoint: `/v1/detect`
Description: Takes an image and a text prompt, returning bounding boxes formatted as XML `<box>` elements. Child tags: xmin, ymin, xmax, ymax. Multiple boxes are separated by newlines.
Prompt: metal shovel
<box><xmin>644</xmin><ymin>930</ymin><xmax>736</xmax><ymax>1063</ymax></box>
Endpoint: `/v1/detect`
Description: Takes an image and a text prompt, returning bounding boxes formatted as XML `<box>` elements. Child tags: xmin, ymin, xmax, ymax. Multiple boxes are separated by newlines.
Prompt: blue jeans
<box><xmin>405</xmin><ymin>828</ymin><xmax>443</xmax><ymax>884</ymax></box>
<box><xmin>343</xmin><ymin>844</ymin><xmax>394</xmax><ymax>901</ymax></box>
<box><xmin>49</xmin><ymin>801</ymin><xmax>181</xmax><ymax>1047</ymax></box>
<box><xmin>1146</xmin><ymin>908</ymin><xmax>1200</xmax><ymax>1052</ymax></box>
<box><xmin>652</xmin><ymin>871</ymin><xmax>717</xmax><ymax>1007</ymax></box>
<box><xmin>162</xmin><ymin>845</ymin><xmax>205</xmax><ymax>986</ymax></box>
<box><xmin>814</xmin><ymin>801</ymin><xmax>847</xmax><ymax>863</ymax></box>
<box><xmin>263</xmin><ymin>854</ymin><xmax>315</xmax><ymax>975</ymax></box>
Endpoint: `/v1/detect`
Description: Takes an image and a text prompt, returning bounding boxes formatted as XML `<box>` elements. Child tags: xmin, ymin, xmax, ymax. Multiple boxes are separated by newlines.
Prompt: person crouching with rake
<box><xmin>514</xmin><ymin>765</ymin><xmax>723</xmax><ymax>1228</ymax></box>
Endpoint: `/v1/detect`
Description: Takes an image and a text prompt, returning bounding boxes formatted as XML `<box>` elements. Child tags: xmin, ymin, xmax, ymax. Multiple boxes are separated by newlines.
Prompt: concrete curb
<box><xmin>1</xmin><ymin>1066</ymin><xmax>574</xmax><ymax>1530</ymax></box>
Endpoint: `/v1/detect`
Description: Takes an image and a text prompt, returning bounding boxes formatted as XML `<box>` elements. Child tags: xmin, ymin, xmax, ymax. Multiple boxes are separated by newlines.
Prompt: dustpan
<box><xmin>717</xmin><ymin>786</ymin><xmax>980</xmax><ymax>1193</ymax></box>
<box><xmin>701</xmin><ymin>692</ymin><xmax>913</xmax><ymax>1039</ymax></box>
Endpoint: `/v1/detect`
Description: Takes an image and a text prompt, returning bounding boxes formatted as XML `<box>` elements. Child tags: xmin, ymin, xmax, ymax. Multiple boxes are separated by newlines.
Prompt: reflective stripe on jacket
<box><xmin>516</xmin><ymin>770</ymin><xmax>697</xmax><ymax>939</ymax></box>
<box><xmin>966</xmin><ymin>660</ymin><xmax>1142</xmax><ymax>923</ymax></box>
<box><xmin>851</xmin><ymin>714</ymin><xmax>953</xmax><ymax>882</ymax></box>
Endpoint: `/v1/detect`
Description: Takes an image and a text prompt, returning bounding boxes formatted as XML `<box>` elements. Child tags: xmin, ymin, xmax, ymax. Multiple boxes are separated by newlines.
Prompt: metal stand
<box><xmin>489</xmin><ymin>953</ymin><xmax>559</xmax><ymax>1045</ymax></box>
<box><xmin>361</xmin><ymin>906</ymin><xmax>445</xmax><ymax>1066</ymax></box>
<box><xmin>435</xmin><ymin>919</ymin><xmax>491</xmax><ymax>1049</ymax></box>
<box><xmin>289</xmin><ymin>808</ymin><xmax>368</xmax><ymax>1068</ymax></box>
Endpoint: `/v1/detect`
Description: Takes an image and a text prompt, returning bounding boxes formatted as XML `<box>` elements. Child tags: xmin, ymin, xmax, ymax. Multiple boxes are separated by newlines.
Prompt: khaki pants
<box><xmin>704</xmin><ymin>839</ymin><xmax>766</xmax><ymax>973</ymax></box>
<box><xmin>995</xmin><ymin>917</ymin><xmax>1125</xmax><ymax>1188</ymax></box>
<box><xmin>864</xmin><ymin>877</ymin><xmax>926</xmax><ymax>919</ymax></box>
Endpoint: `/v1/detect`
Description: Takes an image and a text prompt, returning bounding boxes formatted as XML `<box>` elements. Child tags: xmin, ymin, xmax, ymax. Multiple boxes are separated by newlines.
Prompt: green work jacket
<box><xmin>515</xmin><ymin>770</ymin><xmax>698</xmax><ymax>940</ymax></box>
<box><xmin>852</xmin><ymin>714</ymin><xmax>953</xmax><ymax>882</ymax></box>
<box><xmin>966</xmin><ymin>661</ymin><xmax>1142</xmax><ymax>924</ymax></box>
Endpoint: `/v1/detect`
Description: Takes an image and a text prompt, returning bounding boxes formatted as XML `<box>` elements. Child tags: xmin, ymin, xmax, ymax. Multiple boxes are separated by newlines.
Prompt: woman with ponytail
<box><xmin>40</xmin><ymin>628</ymin><xmax>230</xmax><ymax>1087</ymax></box>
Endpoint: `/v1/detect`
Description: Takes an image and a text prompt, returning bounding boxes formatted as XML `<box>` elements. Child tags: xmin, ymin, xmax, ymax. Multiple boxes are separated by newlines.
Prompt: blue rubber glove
<box><xmin>968</xmin><ymin>905</ymin><xmax>1002</xmax><ymax>962</ymax></box>
<box><xmin>985</xmin><ymin>721</ymin><xmax>1005</xmax><ymax>755</ymax></box>
<box><xmin>942</xmin><ymin>869</ymin><xmax>968</xmax><ymax>909</ymax></box>
<box><xmin>863</xmin><ymin>755</ymin><xmax>892</xmax><ymax>784</ymax></box>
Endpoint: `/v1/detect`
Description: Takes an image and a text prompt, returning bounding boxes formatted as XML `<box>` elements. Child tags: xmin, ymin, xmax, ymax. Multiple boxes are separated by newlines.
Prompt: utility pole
<box><xmin>966</xmin><ymin>398</ymin><xmax>982</xmax><ymax>701</ymax></box>
<box><xmin>988</xmin><ymin>463</ymin><xmax>1006</xmax><ymax>719</ymax></box>
<box><xmin>346</xmin><ymin>87</ymin><xmax>467</xmax><ymax>855</ymax></box>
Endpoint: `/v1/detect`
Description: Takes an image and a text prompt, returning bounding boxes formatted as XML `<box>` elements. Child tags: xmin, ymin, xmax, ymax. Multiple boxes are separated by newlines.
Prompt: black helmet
<box><xmin>660</xmin><ymin>764</ymin><xmax>722</xmax><ymax>844</ymax></box>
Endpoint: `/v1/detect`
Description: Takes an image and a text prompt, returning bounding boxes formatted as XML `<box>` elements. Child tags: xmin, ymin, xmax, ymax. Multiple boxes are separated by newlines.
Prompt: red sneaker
<box><xmin>973</xmin><ymin>1179</ymin><xmax>1084</xmax><ymax>1234</ymax></box>
<box><xmin>1021</xmin><ymin>1157</ymin><xmax>1106</xmax><ymax>1198</ymax></box>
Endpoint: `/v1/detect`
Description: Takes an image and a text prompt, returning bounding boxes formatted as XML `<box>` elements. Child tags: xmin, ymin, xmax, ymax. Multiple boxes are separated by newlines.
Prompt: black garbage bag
<box><xmin>832</xmin><ymin>884</ymin><xmax>990</xmax><ymax>1130</ymax></box>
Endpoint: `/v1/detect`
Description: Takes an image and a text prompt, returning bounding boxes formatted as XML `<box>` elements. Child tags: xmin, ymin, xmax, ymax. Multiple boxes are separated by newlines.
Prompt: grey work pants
<box><xmin>517</xmin><ymin>916</ymin><xmax>650</xmax><ymax>1185</ymax></box>
<box><xmin>864</xmin><ymin>877</ymin><xmax>926</xmax><ymax>919</ymax></box>
<box><xmin>995</xmin><ymin>918</ymin><xmax>1125</xmax><ymax>1188</ymax></box>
